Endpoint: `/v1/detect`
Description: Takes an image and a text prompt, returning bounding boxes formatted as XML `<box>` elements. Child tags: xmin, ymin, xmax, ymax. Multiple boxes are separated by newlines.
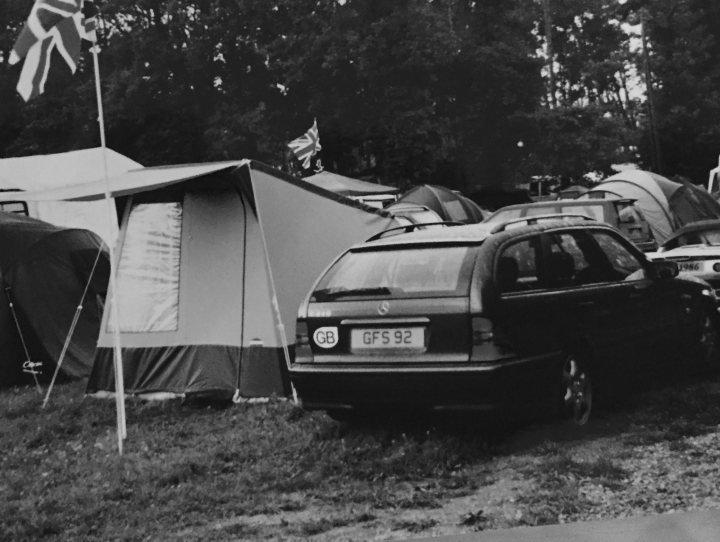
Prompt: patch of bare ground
<box><xmin>173</xmin><ymin>383</ymin><xmax>720</xmax><ymax>541</ymax></box>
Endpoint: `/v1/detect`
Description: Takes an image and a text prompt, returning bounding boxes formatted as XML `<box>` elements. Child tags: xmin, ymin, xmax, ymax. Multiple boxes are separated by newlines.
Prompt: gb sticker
<box><xmin>313</xmin><ymin>327</ymin><xmax>339</xmax><ymax>349</ymax></box>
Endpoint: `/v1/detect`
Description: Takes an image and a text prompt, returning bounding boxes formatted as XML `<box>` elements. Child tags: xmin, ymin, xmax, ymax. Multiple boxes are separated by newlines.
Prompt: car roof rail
<box><xmin>489</xmin><ymin>213</ymin><xmax>595</xmax><ymax>234</ymax></box>
<box><xmin>366</xmin><ymin>221</ymin><xmax>465</xmax><ymax>241</ymax></box>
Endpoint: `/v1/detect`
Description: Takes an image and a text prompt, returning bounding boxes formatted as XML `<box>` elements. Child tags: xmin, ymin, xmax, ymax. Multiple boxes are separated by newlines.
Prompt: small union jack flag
<box><xmin>10</xmin><ymin>0</ymin><xmax>82</xmax><ymax>65</ymax></box>
<box><xmin>288</xmin><ymin>119</ymin><xmax>322</xmax><ymax>169</ymax></box>
<box><xmin>10</xmin><ymin>0</ymin><xmax>97</xmax><ymax>101</ymax></box>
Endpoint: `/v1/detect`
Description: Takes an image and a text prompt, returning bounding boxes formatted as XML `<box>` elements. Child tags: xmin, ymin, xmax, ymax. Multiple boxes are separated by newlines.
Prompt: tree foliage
<box><xmin>0</xmin><ymin>0</ymin><xmax>717</xmax><ymax>188</ymax></box>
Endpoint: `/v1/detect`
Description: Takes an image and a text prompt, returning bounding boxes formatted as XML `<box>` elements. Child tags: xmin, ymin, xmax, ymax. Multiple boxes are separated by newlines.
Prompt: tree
<box><xmin>634</xmin><ymin>0</ymin><xmax>720</xmax><ymax>182</ymax></box>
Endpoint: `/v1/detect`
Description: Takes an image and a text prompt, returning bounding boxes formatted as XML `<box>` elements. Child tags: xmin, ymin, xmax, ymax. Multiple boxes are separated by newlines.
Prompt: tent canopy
<box><xmin>82</xmin><ymin>160</ymin><xmax>398</xmax><ymax>400</ymax></box>
<box><xmin>396</xmin><ymin>184</ymin><xmax>485</xmax><ymax>223</ymax></box>
<box><xmin>0</xmin><ymin>148</ymin><xmax>141</xmax><ymax>244</ymax></box>
<box><xmin>0</xmin><ymin>147</ymin><xmax>141</xmax><ymax>190</ymax></box>
<box><xmin>0</xmin><ymin>212</ymin><xmax>108</xmax><ymax>387</ymax></box>
<box><xmin>584</xmin><ymin>170</ymin><xmax>720</xmax><ymax>244</ymax></box>
<box><xmin>303</xmin><ymin>171</ymin><xmax>400</xmax><ymax>196</ymax></box>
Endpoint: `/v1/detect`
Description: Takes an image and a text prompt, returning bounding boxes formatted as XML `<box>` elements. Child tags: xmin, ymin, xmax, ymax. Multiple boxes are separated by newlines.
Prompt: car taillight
<box><xmin>472</xmin><ymin>317</ymin><xmax>494</xmax><ymax>345</ymax></box>
<box><xmin>296</xmin><ymin>321</ymin><xmax>310</xmax><ymax>345</ymax></box>
<box><xmin>471</xmin><ymin>316</ymin><xmax>515</xmax><ymax>363</ymax></box>
<box><xmin>294</xmin><ymin>320</ymin><xmax>313</xmax><ymax>363</ymax></box>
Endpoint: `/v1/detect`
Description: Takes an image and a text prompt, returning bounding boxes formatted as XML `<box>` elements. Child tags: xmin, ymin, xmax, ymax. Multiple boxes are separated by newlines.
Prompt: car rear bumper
<box><xmin>289</xmin><ymin>354</ymin><xmax>559</xmax><ymax>412</ymax></box>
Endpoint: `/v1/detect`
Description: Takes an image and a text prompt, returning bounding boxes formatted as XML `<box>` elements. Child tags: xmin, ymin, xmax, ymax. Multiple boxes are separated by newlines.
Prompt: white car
<box><xmin>648</xmin><ymin>220</ymin><xmax>720</xmax><ymax>294</ymax></box>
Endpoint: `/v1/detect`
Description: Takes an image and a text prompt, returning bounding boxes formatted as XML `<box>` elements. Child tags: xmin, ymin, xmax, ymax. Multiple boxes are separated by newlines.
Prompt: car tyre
<box><xmin>560</xmin><ymin>352</ymin><xmax>593</xmax><ymax>426</ymax></box>
<box><xmin>697</xmin><ymin>311</ymin><xmax>720</xmax><ymax>374</ymax></box>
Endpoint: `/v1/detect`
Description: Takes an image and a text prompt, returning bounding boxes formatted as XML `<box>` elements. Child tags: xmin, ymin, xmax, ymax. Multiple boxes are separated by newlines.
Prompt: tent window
<box><xmin>109</xmin><ymin>202</ymin><xmax>182</xmax><ymax>333</ymax></box>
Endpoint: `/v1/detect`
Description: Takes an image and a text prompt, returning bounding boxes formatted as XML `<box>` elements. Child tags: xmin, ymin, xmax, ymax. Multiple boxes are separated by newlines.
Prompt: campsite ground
<box><xmin>2</xmin><ymin>377</ymin><xmax>720</xmax><ymax>541</ymax></box>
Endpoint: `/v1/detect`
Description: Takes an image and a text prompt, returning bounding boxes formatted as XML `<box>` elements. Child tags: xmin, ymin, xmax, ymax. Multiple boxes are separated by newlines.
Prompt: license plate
<box><xmin>351</xmin><ymin>327</ymin><xmax>425</xmax><ymax>351</ymax></box>
<box><xmin>678</xmin><ymin>262</ymin><xmax>701</xmax><ymax>272</ymax></box>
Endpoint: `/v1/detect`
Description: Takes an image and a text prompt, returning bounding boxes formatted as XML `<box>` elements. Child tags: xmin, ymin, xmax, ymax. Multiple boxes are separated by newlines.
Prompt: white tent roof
<box><xmin>0</xmin><ymin>160</ymin><xmax>244</xmax><ymax>202</ymax></box>
<box><xmin>0</xmin><ymin>147</ymin><xmax>142</xmax><ymax>190</ymax></box>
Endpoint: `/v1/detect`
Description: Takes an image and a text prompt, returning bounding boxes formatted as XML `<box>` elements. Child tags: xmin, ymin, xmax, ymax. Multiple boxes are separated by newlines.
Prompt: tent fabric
<box><xmin>0</xmin><ymin>212</ymin><xmax>109</xmax><ymax>387</ymax></box>
<box><xmin>302</xmin><ymin>171</ymin><xmax>400</xmax><ymax>196</ymax></box>
<box><xmin>0</xmin><ymin>161</ymin><xmax>243</xmax><ymax>203</ymax></box>
<box><xmin>86</xmin><ymin>161</ymin><xmax>398</xmax><ymax>400</ymax></box>
<box><xmin>0</xmin><ymin>147</ymin><xmax>141</xmax><ymax>190</ymax></box>
<box><xmin>585</xmin><ymin>170</ymin><xmax>720</xmax><ymax>244</ymax></box>
<box><xmin>0</xmin><ymin>147</ymin><xmax>141</xmax><ymax>244</ymax></box>
<box><xmin>396</xmin><ymin>184</ymin><xmax>485</xmax><ymax>223</ymax></box>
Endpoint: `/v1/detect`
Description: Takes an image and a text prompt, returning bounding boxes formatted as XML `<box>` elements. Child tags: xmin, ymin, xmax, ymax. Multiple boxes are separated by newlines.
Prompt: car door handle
<box><xmin>579</xmin><ymin>300</ymin><xmax>595</xmax><ymax>308</ymax></box>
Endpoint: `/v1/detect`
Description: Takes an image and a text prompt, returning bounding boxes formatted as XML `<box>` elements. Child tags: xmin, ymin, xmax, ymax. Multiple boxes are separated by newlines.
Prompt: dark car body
<box><xmin>485</xmin><ymin>199</ymin><xmax>657</xmax><ymax>252</ymax></box>
<box><xmin>290</xmin><ymin>220</ymin><xmax>718</xmax><ymax>424</ymax></box>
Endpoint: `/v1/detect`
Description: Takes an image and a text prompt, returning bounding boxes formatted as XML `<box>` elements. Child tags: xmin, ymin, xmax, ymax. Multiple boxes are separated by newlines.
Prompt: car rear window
<box><xmin>312</xmin><ymin>246</ymin><xmax>476</xmax><ymax>300</ymax></box>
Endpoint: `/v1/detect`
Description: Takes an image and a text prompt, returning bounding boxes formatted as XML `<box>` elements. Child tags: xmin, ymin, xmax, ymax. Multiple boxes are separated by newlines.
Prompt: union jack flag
<box><xmin>10</xmin><ymin>0</ymin><xmax>97</xmax><ymax>101</ymax></box>
<box><xmin>10</xmin><ymin>0</ymin><xmax>82</xmax><ymax>65</ymax></box>
<box><xmin>288</xmin><ymin>119</ymin><xmax>322</xmax><ymax>169</ymax></box>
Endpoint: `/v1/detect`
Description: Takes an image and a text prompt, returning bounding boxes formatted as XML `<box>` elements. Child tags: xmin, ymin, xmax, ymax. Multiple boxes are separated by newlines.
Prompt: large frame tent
<box><xmin>0</xmin><ymin>161</ymin><xmax>397</xmax><ymax>399</ymax></box>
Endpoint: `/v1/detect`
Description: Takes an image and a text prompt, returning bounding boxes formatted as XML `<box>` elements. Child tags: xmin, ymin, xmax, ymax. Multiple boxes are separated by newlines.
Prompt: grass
<box><xmin>2</xmin><ymin>376</ymin><xmax>720</xmax><ymax>541</ymax></box>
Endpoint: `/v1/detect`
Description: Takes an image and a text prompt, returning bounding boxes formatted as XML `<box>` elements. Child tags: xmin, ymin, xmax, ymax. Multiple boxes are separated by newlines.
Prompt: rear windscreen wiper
<box><xmin>313</xmin><ymin>286</ymin><xmax>393</xmax><ymax>300</ymax></box>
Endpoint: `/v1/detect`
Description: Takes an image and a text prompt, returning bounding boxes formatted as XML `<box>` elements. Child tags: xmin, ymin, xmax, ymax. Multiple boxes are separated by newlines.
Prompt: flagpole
<box><xmin>91</xmin><ymin>43</ymin><xmax>127</xmax><ymax>454</ymax></box>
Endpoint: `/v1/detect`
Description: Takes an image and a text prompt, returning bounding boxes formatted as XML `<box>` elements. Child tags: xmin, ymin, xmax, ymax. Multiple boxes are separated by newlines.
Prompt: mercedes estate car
<box><xmin>290</xmin><ymin>219</ymin><xmax>719</xmax><ymax>425</ymax></box>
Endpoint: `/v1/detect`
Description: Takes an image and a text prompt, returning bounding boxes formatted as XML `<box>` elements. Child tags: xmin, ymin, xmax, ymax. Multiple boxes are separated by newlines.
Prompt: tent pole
<box><xmin>92</xmin><ymin>43</ymin><xmax>127</xmax><ymax>454</ymax></box>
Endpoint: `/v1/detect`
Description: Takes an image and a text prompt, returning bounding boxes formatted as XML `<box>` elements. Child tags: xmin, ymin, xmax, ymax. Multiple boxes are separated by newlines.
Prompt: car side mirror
<box><xmin>649</xmin><ymin>260</ymin><xmax>679</xmax><ymax>280</ymax></box>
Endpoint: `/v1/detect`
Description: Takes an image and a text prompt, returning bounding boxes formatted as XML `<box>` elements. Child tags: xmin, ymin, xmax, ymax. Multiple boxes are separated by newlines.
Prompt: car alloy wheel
<box><xmin>561</xmin><ymin>354</ymin><xmax>592</xmax><ymax>426</ymax></box>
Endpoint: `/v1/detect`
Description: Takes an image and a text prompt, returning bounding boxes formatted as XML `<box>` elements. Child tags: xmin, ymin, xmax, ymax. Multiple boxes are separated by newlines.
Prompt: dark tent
<box><xmin>0</xmin><ymin>212</ymin><xmax>109</xmax><ymax>387</ymax></box>
<box><xmin>396</xmin><ymin>185</ymin><xmax>485</xmax><ymax>223</ymax></box>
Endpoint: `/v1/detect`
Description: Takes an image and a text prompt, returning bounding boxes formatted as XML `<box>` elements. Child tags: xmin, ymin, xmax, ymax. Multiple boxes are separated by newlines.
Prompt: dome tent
<box><xmin>582</xmin><ymin>170</ymin><xmax>720</xmax><ymax>244</ymax></box>
<box><xmin>0</xmin><ymin>212</ymin><xmax>109</xmax><ymax>387</ymax></box>
<box><xmin>396</xmin><ymin>185</ymin><xmax>485</xmax><ymax>224</ymax></box>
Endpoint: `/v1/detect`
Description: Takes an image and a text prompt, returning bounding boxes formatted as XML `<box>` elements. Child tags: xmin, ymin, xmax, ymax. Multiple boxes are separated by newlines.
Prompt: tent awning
<box><xmin>0</xmin><ymin>161</ymin><xmax>245</xmax><ymax>202</ymax></box>
<box><xmin>0</xmin><ymin>147</ymin><xmax>142</xmax><ymax>190</ymax></box>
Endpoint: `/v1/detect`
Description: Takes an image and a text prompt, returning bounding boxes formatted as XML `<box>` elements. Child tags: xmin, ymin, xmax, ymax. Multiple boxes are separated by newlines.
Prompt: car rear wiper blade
<box><xmin>313</xmin><ymin>286</ymin><xmax>394</xmax><ymax>300</ymax></box>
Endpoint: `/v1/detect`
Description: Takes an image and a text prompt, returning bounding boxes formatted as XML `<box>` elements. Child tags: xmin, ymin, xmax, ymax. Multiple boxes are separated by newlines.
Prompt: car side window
<box><xmin>497</xmin><ymin>238</ymin><xmax>541</xmax><ymax>293</ymax></box>
<box><xmin>549</xmin><ymin>231</ymin><xmax>628</xmax><ymax>285</ymax></box>
<box><xmin>591</xmin><ymin>231</ymin><xmax>646</xmax><ymax>281</ymax></box>
<box><xmin>546</xmin><ymin>232</ymin><xmax>586</xmax><ymax>287</ymax></box>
